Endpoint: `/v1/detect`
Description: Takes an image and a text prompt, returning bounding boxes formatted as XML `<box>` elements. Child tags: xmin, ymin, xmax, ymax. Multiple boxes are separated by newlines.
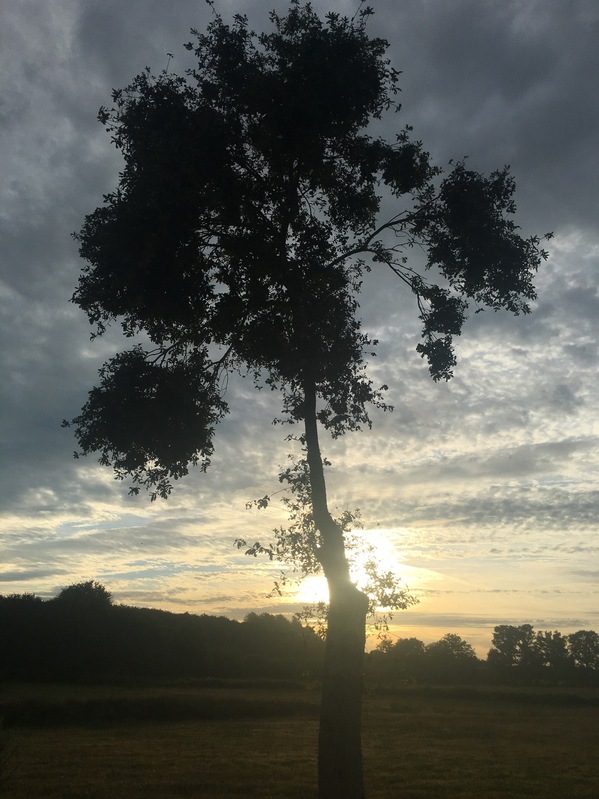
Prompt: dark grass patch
<box><xmin>1</xmin><ymin>693</ymin><xmax>318</xmax><ymax>729</ymax></box>
<box><xmin>7</xmin><ymin>719</ymin><xmax>320</xmax><ymax>799</ymax></box>
<box><xmin>2</xmin><ymin>684</ymin><xmax>599</xmax><ymax>798</ymax></box>
<box><xmin>368</xmin><ymin>682</ymin><xmax>599</xmax><ymax>707</ymax></box>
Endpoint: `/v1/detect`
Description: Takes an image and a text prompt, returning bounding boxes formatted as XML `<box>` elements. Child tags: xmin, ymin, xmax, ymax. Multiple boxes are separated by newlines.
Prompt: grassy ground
<box><xmin>1</xmin><ymin>682</ymin><xmax>598</xmax><ymax>798</ymax></box>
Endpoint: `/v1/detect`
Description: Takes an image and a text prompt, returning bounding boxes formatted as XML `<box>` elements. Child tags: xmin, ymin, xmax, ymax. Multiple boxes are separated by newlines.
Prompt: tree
<box><xmin>0</xmin><ymin>593</ymin><xmax>42</xmax><ymax>602</ymax></box>
<box><xmin>370</xmin><ymin>636</ymin><xmax>426</xmax><ymax>685</ymax></box>
<box><xmin>487</xmin><ymin>624</ymin><xmax>544</xmax><ymax>683</ymax></box>
<box><xmin>54</xmin><ymin>580</ymin><xmax>114</xmax><ymax>608</ymax></box>
<box><xmin>241</xmin><ymin>612</ymin><xmax>324</xmax><ymax>678</ymax></box>
<box><xmin>568</xmin><ymin>630</ymin><xmax>599</xmax><ymax>675</ymax></box>
<box><xmin>535</xmin><ymin>630</ymin><xmax>572</xmax><ymax>681</ymax></box>
<box><xmin>427</xmin><ymin>632</ymin><xmax>477</xmax><ymax>660</ymax></box>
<box><xmin>423</xmin><ymin>633</ymin><xmax>479</xmax><ymax>684</ymax></box>
<box><xmin>65</xmin><ymin>4</ymin><xmax>548</xmax><ymax>796</ymax></box>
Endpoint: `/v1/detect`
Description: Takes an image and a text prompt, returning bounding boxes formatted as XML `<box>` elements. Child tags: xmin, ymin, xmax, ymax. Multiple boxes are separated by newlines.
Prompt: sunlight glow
<box><xmin>294</xmin><ymin>528</ymin><xmax>429</xmax><ymax>607</ymax></box>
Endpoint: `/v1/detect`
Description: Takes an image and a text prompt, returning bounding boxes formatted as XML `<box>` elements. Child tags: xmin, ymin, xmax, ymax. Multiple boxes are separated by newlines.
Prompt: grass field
<box><xmin>1</xmin><ymin>681</ymin><xmax>598</xmax><ymax>798</ymax></box>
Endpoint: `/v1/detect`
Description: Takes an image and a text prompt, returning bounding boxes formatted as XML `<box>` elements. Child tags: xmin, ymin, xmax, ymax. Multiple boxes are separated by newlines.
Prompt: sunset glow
<box><xmin>294</xmin><ymin>528</ymin><xmax>442</xmax><ymax>607</ymax></box>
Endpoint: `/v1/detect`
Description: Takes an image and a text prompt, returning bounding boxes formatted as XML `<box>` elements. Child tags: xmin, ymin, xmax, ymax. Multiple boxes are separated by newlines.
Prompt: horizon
<box><xmin>6</xmin><ymin>575</ymin><xmax>595</xmax><ymax>660</ymax></box>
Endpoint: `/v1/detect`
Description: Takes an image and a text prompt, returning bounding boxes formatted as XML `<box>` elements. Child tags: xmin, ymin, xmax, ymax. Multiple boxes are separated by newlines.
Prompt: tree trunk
<box><xmin>302</xmin><ymin>375</ymin><xmax>370</xmax><ymax>799</ymax></box>
<box><xmin>319</xmin><ymin>580</ymin><xmax>369</xmax><ymax>798</ymax></box>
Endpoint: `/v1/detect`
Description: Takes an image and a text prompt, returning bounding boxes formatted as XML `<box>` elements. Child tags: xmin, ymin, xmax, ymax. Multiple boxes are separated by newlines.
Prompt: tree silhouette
<box><xmin>65</xmin><ymin>4</ymin><xmax>548</xmax><ymax>796</ymax></box>
<box><xmin>487</xmin><ymin>624</ymin><xmax>545</xmax><ymax>683</ymax></box>
<box><xmin>369</xmin><ymin>636</ymin><xmax>426</xmax><ymax>685</ymax></box>
<box><xmin>534</xmin><ymin>629</ymin><xmax>571</xmax><ymax>681</ymax></box>
<box><xmin>423</xmin><ymin>633</ymin><xmax>479</xmax><ymax>684</ymax></box>
<box><xmin>54</xmin><ymin>580</ymin><xmax>113</xmax><ymax>608</ymax></box>
<box><xmin>568</xmin><ymin>629</ymin><xmax>599</xmax><ymax>676</ymax></box>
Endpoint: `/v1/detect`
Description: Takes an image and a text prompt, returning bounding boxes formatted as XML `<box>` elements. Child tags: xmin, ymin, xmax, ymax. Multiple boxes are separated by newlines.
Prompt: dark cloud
<box><xmin>379</xmin><ymin>0</ymin><xmax>599</xmax><ymax>233</ymax></box>
<box><xmin>388</xmin><ymin>609</ymin><xmax>599</xmax><ymax>635</ymax></box>
<box><xmin>0</xmin><ymin>568</ymin><xmax>70</xmax><ymax>583</ymax></box>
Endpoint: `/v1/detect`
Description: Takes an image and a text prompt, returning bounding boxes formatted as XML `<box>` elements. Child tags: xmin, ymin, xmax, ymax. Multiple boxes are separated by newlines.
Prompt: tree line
<box><xmin>0</xmin><ymin>582</ymin><xmax>323</xmax><ymax>683</ymax></box>
<box><xmin>1</xmin><ymin>582</ymin><xmax>597</xmax><ymax>688</ymax></box>
<box><xmin>368</xmin><ymin>626</ymin><xmax>599</xmax><ymax>688</ymax></box>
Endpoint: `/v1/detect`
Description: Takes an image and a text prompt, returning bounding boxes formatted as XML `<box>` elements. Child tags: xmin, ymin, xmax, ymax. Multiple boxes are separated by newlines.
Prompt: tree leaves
<box><xmin>418</xmin><ymin>163</ymin><xmax>545</xmax><ymax>314</ymax></box>
<box><xmin>69</xmin><ymin>3</ymin><xmax>549</xmax><ymax>494</ymax></box>
<box><xmin>65</xmin><ymin>346</ymin><xmax>227</xmax><ymax>499</ymax></box>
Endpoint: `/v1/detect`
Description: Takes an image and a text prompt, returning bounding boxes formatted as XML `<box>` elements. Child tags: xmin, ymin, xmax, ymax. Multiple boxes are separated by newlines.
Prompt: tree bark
<box><xmin>318</xmin><ymin>581</ymin><xmax>369</xmax><ymax>799</ymax></box>
<box><xmin>303</xmin><ymin>375</ymin><xmax>370</xmax><ymax>799</ymax></box>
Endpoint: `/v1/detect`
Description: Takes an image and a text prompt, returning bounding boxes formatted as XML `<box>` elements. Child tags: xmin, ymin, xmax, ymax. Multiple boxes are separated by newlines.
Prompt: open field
<box><xmin>1</xmin><ymin>682</ymin><xmax>598</xmax><ymax>798</ymax></box>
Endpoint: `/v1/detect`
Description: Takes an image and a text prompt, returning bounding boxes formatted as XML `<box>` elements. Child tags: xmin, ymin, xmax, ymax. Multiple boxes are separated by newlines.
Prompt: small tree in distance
<box><xmin>54</xmin><ymin>580</ymin><xmax>114</xmax><ymax>608</ymax></box>
<box><xmin>568</xmin><ymin>629</ymin><xmax>599</xmax><ymax>672</ymax></box>
<box><xmin>65</xmin><ymin>4</ymin><xmax>549</xmax><ymax>796</ymax></box>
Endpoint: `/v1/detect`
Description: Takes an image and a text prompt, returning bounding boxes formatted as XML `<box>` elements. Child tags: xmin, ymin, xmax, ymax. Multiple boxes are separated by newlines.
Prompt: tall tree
<box><xmin>487</xmin><ymin>624</ymin><xmax>544</xmax><ymax>683</ymax></box>
<box><xmin>535</xmin><ymin>629</ymin><xmax>571</xmax><ymax>679</ymax></box>
<box><xmin>568</xmin><ymin>630</ymin><xmax>599</xmax><ymax>674</ymax></box>
<box><xmin>65</xmin><ymin>4</ymin><xmax>548</xmax><ymax>796</ymax></box>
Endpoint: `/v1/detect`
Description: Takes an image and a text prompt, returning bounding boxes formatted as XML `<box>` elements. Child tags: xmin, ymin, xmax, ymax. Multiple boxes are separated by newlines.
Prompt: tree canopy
<box><xmin>54</xmin><ymin>580</ymin><xmax>113</xmax><ymax>608</ymax></box>
<box><xmin>67</xmin><ymin>1</ymin><xmax>548</xmax><ymax>502</ymax></box>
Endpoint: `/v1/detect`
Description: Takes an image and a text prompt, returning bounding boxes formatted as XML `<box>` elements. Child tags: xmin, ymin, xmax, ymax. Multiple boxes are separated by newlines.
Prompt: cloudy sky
<box><xmin>1</xmin><ymin>0</ymin><xmax>597</xmax><ymax>654</ymax></box>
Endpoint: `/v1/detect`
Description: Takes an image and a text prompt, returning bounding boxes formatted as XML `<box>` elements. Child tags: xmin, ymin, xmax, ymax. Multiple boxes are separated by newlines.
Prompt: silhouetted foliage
<box><xmin>367</xmin><ymin>637</ymin><xmax>426</xmax><ymax>685</ymax></box>
<box><xmin>422</xmin><ymin>633</ymin><xmax>479</xmax><ymax>684</ymax></box>
<box><xmin>0</xmin><ymin>586</ymin><xmax>323</xmax><ymax>683</ymax></box>
<box><xmin>1</xmin><ymin>593</ymin><xmax>42</xmax><ymax>603</ymax></box>
<box><xmin>368</xmin><ymin>633</ymin><xmax>481</xmax><ymax>687</ymax></box>
<box><xmin>567</xmin><ymin>630</ymin><xmax>599</xmax><ymax>678</ymax></box>
<box><xmin>2</xmin><ymin>592</ymin><xmax>596</xmax><ymax>692</ymax></box>
<box><xmin>534</xmin><ymin>630</ymin><xmax>571</xmax><ymax>682</ymax></box>
<box><xmin>487</xmin><ymin>624</ymin><xmax>545</xmax><ymax>684</ymax></box>
<box><xmin>366</xmin><ymin>625</ymin><xmax>599</xmax><ymax>689</ymax></box>
<box><xmin>54</xmin><ymin>580</ymin><xmax>113</xmax><ymax>608</ymax></box>
<box><xmin>486</xmin><ymin>624</ymin><xmax>599</xmax><ymax>686</ymax></box>
<box><xmin>64</xmin><ymin>3</ymin><xmax>549</xmax><ymax>795</ymax></box>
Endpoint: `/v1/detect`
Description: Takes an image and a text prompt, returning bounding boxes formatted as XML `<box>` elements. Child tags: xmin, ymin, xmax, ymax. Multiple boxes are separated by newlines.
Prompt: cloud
<box><xmin>379</xmin><ymin>0</ymin><xmax>599</xmax><ymax>234</ymax></box>
<box><xmin>0</xmin><ymin>568</ymin><xmax>70</xmax><ymax>584</ymax></box>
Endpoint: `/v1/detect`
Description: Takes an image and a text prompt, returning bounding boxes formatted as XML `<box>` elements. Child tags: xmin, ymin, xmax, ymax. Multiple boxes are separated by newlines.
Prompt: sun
<box><xmin>295</xmin><ymin>573</ymin><xmax>329</xmax><ymax>604</ymax></box>
<box><xmin>294</xmin><ymin>528</ymin><xmax>420</xmax><ymax>607</ymax></box>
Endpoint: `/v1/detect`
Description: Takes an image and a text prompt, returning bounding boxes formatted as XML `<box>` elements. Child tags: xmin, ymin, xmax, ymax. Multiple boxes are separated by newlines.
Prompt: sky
<box><xmin>1</xmin><ymin>0</ymin><xmax>597</xmax><ymax>656</ymax></box>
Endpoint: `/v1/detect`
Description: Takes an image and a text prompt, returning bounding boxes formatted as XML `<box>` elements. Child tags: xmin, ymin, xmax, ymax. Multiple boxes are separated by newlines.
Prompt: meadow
<box><xmin>1</xmin><ymin>681</ymin><xmax>598</xmax><ymax>798</ymax></box>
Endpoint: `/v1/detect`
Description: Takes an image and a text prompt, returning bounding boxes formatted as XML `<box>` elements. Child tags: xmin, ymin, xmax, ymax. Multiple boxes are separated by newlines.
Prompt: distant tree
<box><xmin>487</xmin><ymin>624</ymin><xmax>543</xmax><ymax>683</ymax></box>
<box><xmin>535</xmin><ymin>630</ymin><xmax>572</xmax><ymax>681</ymax></box>
<box><xmin>65</xmin><ymin>4</ymin><xmax>548</xmax><ymax>795</ymax></box>
<box><xmin>0</xmin><ymin>592</ymin><xmax>47</xmax><ymax>680</ymax></box>
<box><xmin>567</xmin><ymin>630</ymin><xmax>599</xmax><ymax>677</ymax></box>
<box><xmin>379</xmin><ymin>636</ymin><xmax>426</xmax><ymax>684</ymax></box>
<box><xmin>241</xmin><ymin>612</ymin><xmax>323</xmax><ymax>678</ymax></box>
<box><xmin>0</xmin><ymin>593</ymin><xmax>43</xmax><ymax>603</ymax></box>
<box><xmin>423</xmin><ymin>633</ymin><xmax>479</xmax><ymax>684</ymax></box>
<box><xmin>54</xmin><ymin>580</ymin><xmax>113</xmax><ymax>608</ymax></box>
<box><xmin>426</xmin><ymin>632</ymin><xmax>477</xmax><ymax>662</ymax></box>
<box><xmin>488</xmin><ymin>624</ymin><xmax>533</xmax><ymax>667</ymax></box>
<box><xmin>369</xmin><ymin>634</ymin><xmax>480</xmax><ymax>686</ymax></box>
